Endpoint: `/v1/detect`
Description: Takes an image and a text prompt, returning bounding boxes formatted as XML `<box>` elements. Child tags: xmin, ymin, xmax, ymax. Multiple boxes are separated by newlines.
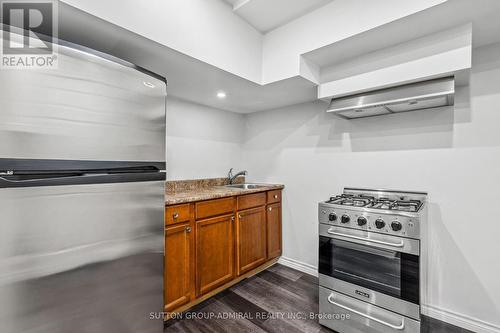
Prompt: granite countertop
<box><xmin>165</xmin><ymin>177</ymin><xmax>284</xmax><ymax>205</ymax></box>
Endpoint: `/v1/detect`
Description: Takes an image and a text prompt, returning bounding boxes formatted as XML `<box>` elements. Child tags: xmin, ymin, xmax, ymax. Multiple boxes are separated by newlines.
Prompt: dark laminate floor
<box><xmin>165</xmin><ymin>264</ymin><xmax>473</xmax><ymax>333</ymax></box>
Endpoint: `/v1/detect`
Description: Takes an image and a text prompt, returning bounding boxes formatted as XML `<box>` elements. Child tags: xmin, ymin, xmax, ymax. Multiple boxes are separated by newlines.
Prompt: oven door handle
<box><xmin>327</xmin><ymin>293</ymin><xmax>405</xmax><ymax>330</ymax></box>
<box><xmin>327</xmin><ymin>229</ymin><xmax>405</xmax><ymax>248</ymax></box>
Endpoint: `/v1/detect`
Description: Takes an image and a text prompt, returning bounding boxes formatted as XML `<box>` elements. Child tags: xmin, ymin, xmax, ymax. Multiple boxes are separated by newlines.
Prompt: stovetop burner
<box><xmin>327</xmin><ymin>194</ymin><xmax>422</xmax><ymax>212</ymax></box>
<box><xmin>328</xmin><ymin>194</ymin><xmax>374</xmax><ymax>207</ymax></box>
<box><xmin>390</xmin><ymin>200</ymin><xmax>422</xmax><ymax>212</ymax></box>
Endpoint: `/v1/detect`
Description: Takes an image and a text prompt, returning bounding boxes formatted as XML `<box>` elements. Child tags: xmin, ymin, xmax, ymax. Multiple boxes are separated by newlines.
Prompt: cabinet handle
<box><xmin>231</xmin><ymin>216</ymin><xmax>235</xmax><ymax>222</ymax></box>
<box><xmin>268</xmin><ymin>207</ymin><xmax>272</xmax><ymax>211</ymax></box>
<box><xmin>274</xmin><ymin>195</ymin><xmax>278</xmax><ymax>199</ymax></box>
<box><xmin>327</xmin><ymin>229</ymin><xmax>405</xmax><ymax>248</ymax></box>
<box><xmin>173</xmin><ymin>212</ymin><xmax>179</xmax><ymax>219</ymax></box>
<box><xmin>186</xmin><ymin>226</ymin><xmax>192</xmax><ymax>233</ymax></box>
<box><xmin>327</xmin><ymin>293</ymin><xmax>405</xmax><ymax>330</ymax></box>
<box><xmin>238</xmin><ymin>214</ymin><xmax>242</xmax><ymax>219</ymax></box>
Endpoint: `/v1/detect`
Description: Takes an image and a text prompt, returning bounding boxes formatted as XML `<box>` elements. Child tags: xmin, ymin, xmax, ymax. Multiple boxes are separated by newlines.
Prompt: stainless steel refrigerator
<box><xmin>0</xmin><ymin>37</ymin><xmax>166</xmax><ymax>332</ymax></box>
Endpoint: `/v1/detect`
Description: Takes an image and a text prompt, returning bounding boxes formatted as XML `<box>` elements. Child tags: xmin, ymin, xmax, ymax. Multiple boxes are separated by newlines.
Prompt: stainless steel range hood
<box><xmin>326</xmin><ymin>76</ymin><xmax>455</xmax><ymax>119</ymax></box>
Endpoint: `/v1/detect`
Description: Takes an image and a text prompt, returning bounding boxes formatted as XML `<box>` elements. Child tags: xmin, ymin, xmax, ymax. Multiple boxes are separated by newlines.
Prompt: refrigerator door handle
<box><xmin>0</xmin><ymin>173</ymin><xmax>98</xmax><ymax>183</ymax></box>
<box><xmin>0</xmin><ymin>171</ymin><xmax>165</xmax><ymax>188</ymax></box>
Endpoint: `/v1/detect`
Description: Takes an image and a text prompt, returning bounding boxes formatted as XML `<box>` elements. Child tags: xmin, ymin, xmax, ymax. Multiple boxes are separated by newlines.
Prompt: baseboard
<box><xmin>277</xmin><ymin>256</ymin><xmax>318</xmax><ymax>277</ymax></box>
<box><xmin>422</xmin><ymin>304</ymin><xmax>500</xmax><ymax>333</ymax></box>
<box><xmin>277</xmin><ymin>256</ymin><xmax>500</xmax><ymax>333</ymax></box>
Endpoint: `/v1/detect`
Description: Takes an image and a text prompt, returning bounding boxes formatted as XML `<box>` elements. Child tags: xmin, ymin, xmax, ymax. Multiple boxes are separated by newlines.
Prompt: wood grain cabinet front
<box><xmin>165</xmin><ymin>188</ymin><xmax>283</xmax><ymax>315</ymax></box>
<box><xmin>267</xmin><ymin>190</ymin><xmax>281</xmax><ymax>204</ymax></box>
<box><xmin>165</xmin><ymin>204</ymin><xmax>191</xmax><ymax>226</ymax></box>
<box><xmin>236</xmin><ymin>206</ymin><xmax>267</xmax><ymax>276</ymax></box>
<box><xmin>237</xmin><ymin>192</ymin><xmax>266</xmax><ymax>211</ymax></box>
<box><xmin>165</xmin><ymin>222</ymin><xmax>194</xmax><ymax>312</ymax></box>
<box><xmin>266</xmin><ymin>202</ymin><xmax>282</xmax><ymax>259</ymax></box>
<box><xmin>196</xmin><ymin>214</ymin><xmax>235</xmax><ymax>296</ymax></box>
<box><xmin>195</xmin><ymin>197</ymin><xmax>234</xmax><ymax>220</ymax></box>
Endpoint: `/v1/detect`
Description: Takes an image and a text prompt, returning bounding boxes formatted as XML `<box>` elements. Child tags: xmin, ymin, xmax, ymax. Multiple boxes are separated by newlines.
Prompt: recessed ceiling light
<box><xmin>217</xmin><ymin>91</ymin><xmax>227</xmax><ymax>99</ymax></box>
<box><xmin>143</xmin><ymin>81</ymin><xmax>155</xmax><ymax>88</ymax></box>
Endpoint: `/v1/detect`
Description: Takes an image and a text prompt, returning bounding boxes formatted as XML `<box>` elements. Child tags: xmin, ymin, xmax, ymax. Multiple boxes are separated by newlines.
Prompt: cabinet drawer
<box><xmin>166</xmin><ymin>204</ymin><xmax>191</xmax><ymax>226</ymax></box>
<box><xmin>237</xmin><ymin>192</ymin><xmax>266</xmax><ymax>211</ymax></box>
<box><xmin>267</xmin><ymin>190</ymin><xmax>281</xmax><ymax>204</ymax></box>
<box><xmin>196</xmin><ymin>197</ymin><xmax>235</xmax><ymax>220</ymax></box>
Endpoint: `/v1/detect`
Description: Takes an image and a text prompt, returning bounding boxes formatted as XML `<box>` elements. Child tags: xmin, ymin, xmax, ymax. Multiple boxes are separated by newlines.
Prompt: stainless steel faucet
<box><xmin>228</xmin><ymin>168</ymin><xmax>247</xmax><ymax>184</ymax></box>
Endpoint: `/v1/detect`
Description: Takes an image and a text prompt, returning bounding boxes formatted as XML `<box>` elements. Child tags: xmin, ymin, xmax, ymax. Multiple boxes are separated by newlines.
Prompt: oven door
<box><xmin>319</xmin><ymin>224</ymin><xmax>420</xmax><ymax>319</ymax></box>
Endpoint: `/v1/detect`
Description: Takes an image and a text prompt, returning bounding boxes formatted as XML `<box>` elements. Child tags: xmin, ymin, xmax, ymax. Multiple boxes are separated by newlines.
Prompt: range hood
<box><xmin>326</xmin><ymin>77</ymin><xmax>455</xmax><ymax>119</ymax></box>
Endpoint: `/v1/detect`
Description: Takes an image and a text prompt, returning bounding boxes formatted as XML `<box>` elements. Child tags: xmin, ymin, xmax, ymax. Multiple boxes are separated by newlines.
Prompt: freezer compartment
<box><xmin>0</xmin><ymin>40</ymin><xmax>165</xmax><ymax>162</ymax></box>
<box><xmin>319</xmin><ymin>286</ymin><xmax>420</xmax><ymax>333</ymax></box>
<box><xmin>0</xmin><ymin>181</ymin><xmax>164</xmax><ymax>332</ymax></box>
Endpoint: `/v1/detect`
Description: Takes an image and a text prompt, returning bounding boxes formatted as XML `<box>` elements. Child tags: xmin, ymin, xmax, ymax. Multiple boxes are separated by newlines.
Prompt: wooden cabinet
<box><xmin>236</xmin><ymin>206</ymin><xmax>267</xmax><ymax>276</ymax></box>
<box><xmin>266</xmin><ymin>202</ymin><xmax>282</xmax><ymax>259</ymax></box>
<box><xmin>165</xmin><ymin>188</ymin><xmax>282</xmax><ymax>314</ymax></box>
<box><xmin>165</xmin><ymin>222</ymin><xmax>193</xmax><ymax>312</ymax></box>
<box><xmin>196</xmin><ymin>214</ymin><xmax>235</xmax><ymax>296</ymax></box>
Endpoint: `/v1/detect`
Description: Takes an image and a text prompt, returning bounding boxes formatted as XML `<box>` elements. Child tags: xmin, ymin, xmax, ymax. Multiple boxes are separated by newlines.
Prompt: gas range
<box><xmin>318</xmin><ymin>188</ymin><xmax>427</xmax><ymax>333</ymax></box>
<box><xmin>318</xmin><ymin>187</ymin><xmax>426</xmax><ymax>240</ymax></box>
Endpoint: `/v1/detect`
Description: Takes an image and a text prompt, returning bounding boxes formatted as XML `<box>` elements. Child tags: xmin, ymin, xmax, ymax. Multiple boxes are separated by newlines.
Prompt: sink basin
<box><xmin>224</xmin><ymin>183</ymin><xmax>267</xmax><ymax>190</ymax></box>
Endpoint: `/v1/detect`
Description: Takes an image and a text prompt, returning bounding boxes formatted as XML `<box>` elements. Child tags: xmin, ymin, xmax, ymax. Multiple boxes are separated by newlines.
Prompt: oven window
<box><xmin>319</xmin><ymin>236</ymin><xmax>419</xmax><ymax>304</ymax></box>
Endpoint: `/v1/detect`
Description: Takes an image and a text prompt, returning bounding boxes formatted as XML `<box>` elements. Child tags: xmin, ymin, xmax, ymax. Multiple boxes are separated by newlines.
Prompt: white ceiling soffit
<box><xmin>224</xmin><ymin>0</ymin><xmax>334</xmax><ymax>33</ymax></box>
<box><xmin>300</xmin><ymin>0</ymin><xmax>500</xmax><ymax>97</ymax></box>
<box><xmin>303</xmin><ymin>0</ymin><xmax>500</xmax><ymax>72</ymax></box>
<box><xmin>58</xmin><ymin>3</ymin><xmax>318</xmax><ymax>114</ymax></box>
<box><xmin>317</xmin><ymin>24</ymin><xmax>472</xmax><ymax>99</ymax></box>
<box><xmin>59</xmin><ymin>0</ymin><xmax>500</xmax><ymax>114</ymax></box>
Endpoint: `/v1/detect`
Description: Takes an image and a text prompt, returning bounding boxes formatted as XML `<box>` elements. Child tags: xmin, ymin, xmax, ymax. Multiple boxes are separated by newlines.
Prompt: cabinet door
<box><xmin>165</xmin><ymin>223</ymin><xmax>193</xmax><ymax>312</ymax></box>
<box><xmin>267</xmin><ymin>203</ymin><xmax>282</xmax><ymax>259</ymax></box>
<box><xmin>236</xmin><ymin>206</ymin><xmax>267</xmax><ymax>275</ymax></box>
<box><xmin>196</xmin><ymin>214</ymin><xmax>235</xmax><ymax>296</ymax></box>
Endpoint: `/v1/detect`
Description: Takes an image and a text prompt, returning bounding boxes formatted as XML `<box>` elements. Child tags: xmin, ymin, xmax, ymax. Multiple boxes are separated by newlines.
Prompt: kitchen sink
<box><xmin>224</xmin><ymin>183</ymin><xmax>268</xmax><ymax>189</ymax></box>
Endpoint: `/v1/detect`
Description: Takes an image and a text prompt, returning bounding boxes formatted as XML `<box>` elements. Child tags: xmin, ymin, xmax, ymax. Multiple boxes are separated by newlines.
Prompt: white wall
<box><xmin>166</xmin><ymin>97</ymin><xmax>245</xmax><ymax>180</ymax></box>
<box><xmin>243</xmin><ymin>43</ymin><xmax>500</xmax><ymax>332</ymax></box>
<box><xmin>61</xmin><ymin>0</ymin><xmax>263</xmax><ymax>83</ymax></box>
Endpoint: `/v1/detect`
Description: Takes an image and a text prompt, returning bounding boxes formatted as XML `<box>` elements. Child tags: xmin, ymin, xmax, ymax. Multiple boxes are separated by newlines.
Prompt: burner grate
<box><xmin>327</xmin><ymin>194</ymin><xmax>375</xmax><ymax>207</ymax></box>
<box><xmin>327</xmin><ymin>194</ymin><xmax>423</xmax><ymax>212</ymax></box>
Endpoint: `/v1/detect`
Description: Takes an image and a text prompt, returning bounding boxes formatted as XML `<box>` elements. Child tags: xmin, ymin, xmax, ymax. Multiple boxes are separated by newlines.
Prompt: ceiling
<box><xmin>223</xmin><ymin>0</ymin><xmax>333</xmax><ymax>33</ymax></box>
<box><xmin>58</xmin><ymin>0</ymin><xmax>500</xmax><ymax>114</ymax></box>
<box><xmin>58</xmin><ymin>2</ymin><xmax>318</xmax><ymax>114</ymax></box>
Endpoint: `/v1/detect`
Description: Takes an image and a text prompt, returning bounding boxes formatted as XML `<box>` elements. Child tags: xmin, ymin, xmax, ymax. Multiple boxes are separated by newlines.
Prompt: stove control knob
<box><xmin>328</xmin><ymin>213</ymin><xmax>337</xmax><ymax>222</ymax></box>
<box><xmin>357</xmin><ymin>217</ymin><xmax>367</xmax><ymax>226</ymax></box>
<box><xmin>341</xmin><ymin>214</ymin><xmax>350</xmax><ymax>224</ymax></box>
<box><xmin>375</xmin><ymin>219</ymin><xmax>385</xmax><ymax>229</ymax></box>
<box><xmin>391</xmin><ymin>221</ymin><xmax>402</xmax><ymax>232</ymax></box>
